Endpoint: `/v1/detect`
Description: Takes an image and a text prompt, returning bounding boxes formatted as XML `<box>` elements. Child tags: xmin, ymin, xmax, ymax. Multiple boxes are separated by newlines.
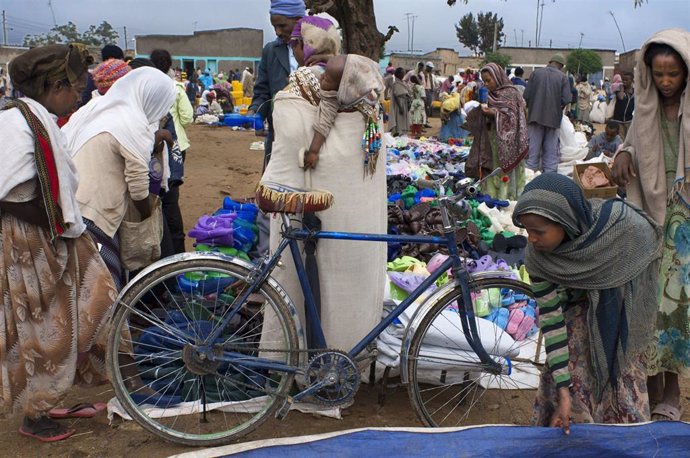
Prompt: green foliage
<box><xmin>566</xmin><ymin>49</ymin><xmax>603</xmax><ymax>76</ymax></box>
<box><xmin>455</xmin><ymin>13</ymin><xmax>479</xmax><ymax>55</ymax></box>
<box><xmin>482</xmin><ymin>51</ymin><xmax>511</xmax><ymax>68</ymax></box>
<box><xmin>23</xmin><ymin>21</ymin><xmax>119</xmax><ymax>47</ymax></box>
<box><xmin>476</xmin><ymin>12</ymin><xmax>504</xmax><ymax>55</ymax></box>
<box><xmin>455</xmin><ymin>11</ymin><xmax>504</xmax><ymax>56</ymax></box>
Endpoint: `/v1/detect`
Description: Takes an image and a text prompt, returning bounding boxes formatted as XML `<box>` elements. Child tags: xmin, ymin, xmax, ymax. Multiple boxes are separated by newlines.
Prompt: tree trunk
<box><xmin>305</xmin><ymin>0</ymin><xmax>386</xmax><ymax>60</ymax></box>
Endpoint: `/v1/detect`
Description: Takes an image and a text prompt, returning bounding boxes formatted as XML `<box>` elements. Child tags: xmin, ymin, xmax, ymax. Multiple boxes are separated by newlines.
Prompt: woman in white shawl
<box><xmin>63</xmin><ymin>67</ymin><xmax>176</xmax><ymax>289</ymax></box>
<box><xmin>259</xmin><ymin>51</ymin><xmax>387</xmax><ymax>355</ymax></box>
<box><xmin>0</xmin><ymin>45</ymin><xmax>116</xmax><ymax>442</ymax></box>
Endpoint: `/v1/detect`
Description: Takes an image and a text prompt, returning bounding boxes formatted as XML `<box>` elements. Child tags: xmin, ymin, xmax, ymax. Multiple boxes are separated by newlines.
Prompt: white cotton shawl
<box><xmin>0</xmin><ymin>97</ymin><xmax>85</xmax><ymax>238</ymax></box>
<box><xmin>63</xmin><ymin>67</ymin><xmax>176</xmax><ymax>164</ymax></box>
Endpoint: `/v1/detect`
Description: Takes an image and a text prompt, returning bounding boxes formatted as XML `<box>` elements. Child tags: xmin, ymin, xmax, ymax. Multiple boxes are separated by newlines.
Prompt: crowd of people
<box><xmin>0</xmin><ymin>0</ymin><xmax>687</xmax><ymax>444</ymax></box>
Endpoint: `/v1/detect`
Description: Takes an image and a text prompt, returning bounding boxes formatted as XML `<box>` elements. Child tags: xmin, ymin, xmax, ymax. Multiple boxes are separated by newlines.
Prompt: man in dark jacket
<box><xmin>523</xmin><ymin>53</ymin><xmax>571</xmax><ymax>173</ymax></box>
<box><xmin>247</xmin><ymin>0</ymin><xmax>304</xmax><ymax>169</ymax></box>
<box><xmin>247</xmin><ymin>0</ymin><xmax>304</xmax><ymax>257</ymax></box>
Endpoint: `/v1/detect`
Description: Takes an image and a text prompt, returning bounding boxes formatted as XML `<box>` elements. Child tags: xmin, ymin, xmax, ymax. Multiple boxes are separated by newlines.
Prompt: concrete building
<box><xmin>0</xmin><ymin>45</ymin><xmax>29</xmax><ymax>69</ymax></box>
<box><xmin>386</xmin><ymin>48</ymin><xmax>483</xmax><ymax>76</ymax></box>
<box><xmin>135</xmin><ymin>28</ymin><xmax>263</xmax><ymax>76</ymax></box>
<box><xmin>499</xmin><ymin>46</ymin><xmax>617</xmax><ymax>80</ymax></box>
<box><xmin>616</xmin><ymin>49</ymin><xmax>638</xmax><ymax>74</ymax></box>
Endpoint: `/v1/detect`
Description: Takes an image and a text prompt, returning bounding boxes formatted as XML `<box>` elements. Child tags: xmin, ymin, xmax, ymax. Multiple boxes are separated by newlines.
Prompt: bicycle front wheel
<box><xmin>107</xmin><ymin>256</ymin><xmax>299</xmax><ymax>446</ymax></box>
<box><xmin>406</xmin><ymin>277</ymin><xmax>542</xmax><ymax>428</ymax></box>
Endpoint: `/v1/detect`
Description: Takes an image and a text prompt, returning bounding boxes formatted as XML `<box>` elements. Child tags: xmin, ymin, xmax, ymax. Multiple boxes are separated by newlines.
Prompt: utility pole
<box><xmin>578</xmin><ymin>32</ymin><xmax>584</xmax><ymax>48</ymax></box>
<box><xmin>47</xmin><ymin>0</ymin><xmax>57</xmax><ymax>27</ymax></box>
<box><xmin>537</xmin><ymin>1</ymin><xmax>545</xmax><ymax>47</ymax></box>
<box><xmin>609</xmin><ymin>11</ymin><xmax>626</xmax><ymax>52</ymax></box>
<box><xmin>411</xmin><ymin>15</ymin><xmax>418</xmax><ymax>54</ymax></box>
<box><xmin>534</xmin><ymin>0</ymin><xmax>539</xmax><ymax>48</ymax></box>
<box><xmin>514</xmin><ymin>29</ymin><xmax>518</xmax><ymax>46</ymax></box>
<box><xmin>492</xmin><ymin>21</ymin><xmax>498</xmax><ymax>52</ymax></box>
<box><xmin>123</xmin><ymin>26</ymin><xmax>128</xmax><ymax>51</ymax></box>
<box><xmin>2</xmin><ymin>10</ymin><xmax>7</xmax><ymax>46</ymax></box>
<box><xmin>521</xmin><ymin>29</ymin><xmax>524</xmax><ymax>47</ymax></box>
<box><xmin>405</xmin><ymin>13</ymin><xmax>412</xmax><ymax>52</ymax></box>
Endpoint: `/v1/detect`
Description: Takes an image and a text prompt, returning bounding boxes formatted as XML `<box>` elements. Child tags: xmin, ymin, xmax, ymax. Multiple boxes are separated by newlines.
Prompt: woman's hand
<box><xmin>611</xmin><ymin>151</ymin><xmax>636</xmax><ymax>187</ymax></box>
<box><xmin>303</xmin><ymin>149</ymin><xmax>319</xmax><ymax>170</ymax></box>
<box><xmin>154</xmin><ymin>129</ymin><xmax>173</xmax><ymax>154</ymax></box>
<box><xmin>305</xmin><ymin>54</ymin><xmax>332</xmax><ymax>67</ymax></box>
<box><xmin>550</xmin><ymin>387</ymin><xmax>572</xmax><ymax>435</ymax></box>
<box><xmin>480</xmin><ymin>104</ymin><xmax>496</xmax><ymax>117</ymax></box>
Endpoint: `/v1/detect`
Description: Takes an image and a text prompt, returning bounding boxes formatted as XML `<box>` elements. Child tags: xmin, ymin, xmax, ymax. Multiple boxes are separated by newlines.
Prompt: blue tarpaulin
<box><xmin>171</xmin><ymin>423</ymin><xmax>690</xmax><ymax>458</ymax></box>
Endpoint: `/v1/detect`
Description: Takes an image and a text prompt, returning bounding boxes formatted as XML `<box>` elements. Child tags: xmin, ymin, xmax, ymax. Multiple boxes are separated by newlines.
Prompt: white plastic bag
<box><xmin>590</xmin><ymin>101</ymin><xmax>607</xmax><ymax>124</ymax></box>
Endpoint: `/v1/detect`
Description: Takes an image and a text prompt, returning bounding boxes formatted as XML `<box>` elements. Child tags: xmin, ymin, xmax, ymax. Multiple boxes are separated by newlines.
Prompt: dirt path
<box><xmin>1</xmin><ymin>123</ymin><xmax>688</xmax><ymax>457</ymax></box>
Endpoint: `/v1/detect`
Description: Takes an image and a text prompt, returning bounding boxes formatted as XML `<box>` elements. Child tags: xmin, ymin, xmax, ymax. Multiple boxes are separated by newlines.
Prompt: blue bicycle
<box><xmin>107</xmin><ymin>173</ymin><xmax>541</xmax><ymax>446</ymax></box>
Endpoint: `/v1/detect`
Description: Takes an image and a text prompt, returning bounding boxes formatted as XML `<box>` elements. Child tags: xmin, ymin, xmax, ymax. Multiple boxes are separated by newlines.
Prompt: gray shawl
<box><xmin>513</xmin><ymin>173</ymin><xmax>662</xmax><ymax>399</ymax></box>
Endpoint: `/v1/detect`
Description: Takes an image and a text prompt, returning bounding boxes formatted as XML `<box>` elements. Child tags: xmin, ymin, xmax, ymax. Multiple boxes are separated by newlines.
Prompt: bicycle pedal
<box><xmin>275</xmin><ymin>396</ymin><xmax>293</xmax><ymax>420</ymax></box>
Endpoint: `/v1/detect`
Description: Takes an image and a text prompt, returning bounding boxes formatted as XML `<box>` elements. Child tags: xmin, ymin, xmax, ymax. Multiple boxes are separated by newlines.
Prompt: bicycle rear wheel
<box><xmin>107</xmin><ymin>256</ymin><xmax>299</xmax><ymax>446</ymax></box>
<box><xmin>406</xmin><ymin>277</ymin><xmax>542</xmax><ymax>427</ymax></box>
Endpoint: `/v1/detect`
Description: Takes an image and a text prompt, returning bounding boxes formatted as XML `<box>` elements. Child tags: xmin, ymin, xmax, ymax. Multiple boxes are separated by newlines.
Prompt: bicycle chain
<box><xmin>221</xmin><ymin>345</ymin><xmax>369</xmax><ymax>406</ymax></box>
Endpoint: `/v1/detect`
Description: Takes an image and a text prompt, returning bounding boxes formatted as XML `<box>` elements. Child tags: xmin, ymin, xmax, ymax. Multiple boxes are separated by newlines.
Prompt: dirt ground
<box><xmin>1</xmin><ymin>122</ymin><xmax>688</xmax><ymax>457</ymax></box>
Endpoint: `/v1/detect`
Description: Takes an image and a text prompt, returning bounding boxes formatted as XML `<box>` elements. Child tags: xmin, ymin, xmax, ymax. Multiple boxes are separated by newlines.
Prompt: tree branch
<box><xmin>383</xmin><ymin>26</ymin><xmax>399</xmax><ymax>43</ymax></box>
<box><xmin>304</xmin><ymin>0</ymin><xmax>336</xmax><ymax>15</ymax></box>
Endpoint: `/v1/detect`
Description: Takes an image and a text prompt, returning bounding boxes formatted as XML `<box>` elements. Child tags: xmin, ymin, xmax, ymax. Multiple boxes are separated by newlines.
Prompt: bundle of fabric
<box><xmin>188</xmin><ymin>197</ymin><xmax>259</xmax><ymax>259</ymax></box>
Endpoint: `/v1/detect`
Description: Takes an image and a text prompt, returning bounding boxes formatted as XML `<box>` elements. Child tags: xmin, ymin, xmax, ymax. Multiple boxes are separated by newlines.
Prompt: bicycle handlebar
<box><xmin>413</xmin><ymin>168</ymin><xmax>504</xmax><ymax>230</ymax></box>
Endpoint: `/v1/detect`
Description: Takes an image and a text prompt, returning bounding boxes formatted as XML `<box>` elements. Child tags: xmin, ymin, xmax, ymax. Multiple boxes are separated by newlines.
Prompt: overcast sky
<box><xmin>1</xmin><ymin>0</ymin><xmax>688</xmax><ymax>54</ymax></box>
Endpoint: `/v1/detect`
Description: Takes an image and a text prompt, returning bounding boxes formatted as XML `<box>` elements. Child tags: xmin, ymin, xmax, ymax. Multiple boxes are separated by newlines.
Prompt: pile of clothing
<box><xmin>385</xmin><ymin>135</ymin><xmax>470</xmax><ymax>180</ymax></box>
<box><xmin>188</xmin><ymin>196</ymin><xmax>260</xmax><ymax>261</ymax></box>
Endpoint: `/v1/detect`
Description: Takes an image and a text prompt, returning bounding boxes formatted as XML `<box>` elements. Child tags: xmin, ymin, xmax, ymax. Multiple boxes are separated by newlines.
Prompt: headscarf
<box><xmin>284</xmin><ymin>55</ymin><xmax>384</xmax><ymax>174</ymax></box>
<box><xmin>321</xmin><ymin>55</ymin><xmax>384</xmax><ymax>175</ymax></box>
<box><xmin>480</xmin><ymin>62</ymin><xmax>529</xmax><ymax>173</ymax></box>
<box><xmin>93</xmin><ymin>59</ymin><xmax>131</xmax><ymax>95</ymax></box>
<box><xmin>618</xmin><ymin>28</ymin><xmax>690</xmax><ymax>226</ymax></box>
<box><xmin>64</xmin><ymin>67</ymin><xmax>176</xmax><ymax>164</ymax></box>
<box><xmin>9</xmin><ymin>43</ymin><xmax>92</xmax><ymax>99</ymax></box>
<box><xmin>611</xmin><ymin>74</ymin><xmax>623</xmax><ymax>93</ymax></box>
<box><xmin>512</xmin><ymin>173</ymin><xmax>662</xmax><ymax>400</ymax></box>
<box><xmin>1</xmin><ymin>44</ymin><xmax>93</xmax><ymax>238</ymax></box>
<box><xmin>199</xmin><ymin>89</ymin><xmax>211</xmax><ymax>106</ymax></box>
<box><xmin>269</xmin><ymin>0</ymin><xmax>305</xmax><ymax>17</ymax></box>
<box><xmin>290</xmin><ymin>16</ymin><xmax>340</xmax><ymax>65</ymax></box>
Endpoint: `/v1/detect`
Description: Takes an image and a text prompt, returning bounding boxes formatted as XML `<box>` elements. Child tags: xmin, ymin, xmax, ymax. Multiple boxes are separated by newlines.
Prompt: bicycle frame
<box><xmin>204</xmin><ymin>212</ymin><xmax>502</xmax><ymax>378</ymax></box>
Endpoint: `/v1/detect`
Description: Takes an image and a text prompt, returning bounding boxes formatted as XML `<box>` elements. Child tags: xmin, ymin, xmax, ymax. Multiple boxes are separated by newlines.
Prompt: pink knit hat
<box><xmin>93</xmin><ymin>59</ymin><xmax>131</xmax><ymax>95</ymax></box>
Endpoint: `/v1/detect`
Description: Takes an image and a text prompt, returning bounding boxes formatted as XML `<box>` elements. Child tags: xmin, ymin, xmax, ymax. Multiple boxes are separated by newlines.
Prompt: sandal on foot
<box><xmin>49</xmin><ymin>402</ymin><xmax>107</xmax><ymax>419</ymax></box>
<box><xmin>19</xmin><ymin>417</ymin><xmax>75</xmax><ymax>442</ymax></box>
<box><xmin>651</xmin><ymin>403</ymin><xmax>683</xmax><ymax>421</ymax></box>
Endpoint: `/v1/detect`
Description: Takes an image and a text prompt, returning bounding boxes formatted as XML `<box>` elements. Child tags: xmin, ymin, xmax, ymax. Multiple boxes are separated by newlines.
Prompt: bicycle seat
<box><xmin>256</xmin><ymin>181</ymin><xmax>334</xmax><ymax>213</ymax></box>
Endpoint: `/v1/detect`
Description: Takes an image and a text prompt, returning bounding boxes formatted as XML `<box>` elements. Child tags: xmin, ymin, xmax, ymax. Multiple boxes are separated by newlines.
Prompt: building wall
<box><xmin>388</xmin><ymin>49</ymin><xmax>487</xmax><ymax>77</ymax></box>
<box><xmin>499</xmin><ymin>47</ymin><xmax>617</xmax><ymax>79</ymax></box>
<box><xmin>0</xmin><ymin>45</ymin><xmax>29</xmax><ymax>68</ymax></box>
<box><xmin>388</xmin><ymin>54</ymin><xmax>441</xmax><ymax>74</ymax></box>
<box><xmin>135</xmin><ymin>28</ymin><xmax>263</xmax><ymax>73</ymax></box>
<box><xmin>616</xmin><ymin>49</ymin><xmax>638</xmax><ymax>74</ymax></box>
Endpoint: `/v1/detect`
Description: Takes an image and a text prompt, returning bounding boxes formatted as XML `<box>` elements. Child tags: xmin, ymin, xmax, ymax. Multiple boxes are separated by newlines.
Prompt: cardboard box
<box><xmin>573</xmin><ymin>162</ymin><xmax>618</xmax><ymax>199</ymax></box>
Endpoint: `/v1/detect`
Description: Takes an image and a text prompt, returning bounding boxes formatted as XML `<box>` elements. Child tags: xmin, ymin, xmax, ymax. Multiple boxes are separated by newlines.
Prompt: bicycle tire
<box><xmin>406</xmin><ymin>277</ymin><xmax>541</xmax><ymax>428</ymax></box>
<box><xmin>107</xmin><ymin>256</ymin><xmax>299</xmax><ymax>446</ymax></box>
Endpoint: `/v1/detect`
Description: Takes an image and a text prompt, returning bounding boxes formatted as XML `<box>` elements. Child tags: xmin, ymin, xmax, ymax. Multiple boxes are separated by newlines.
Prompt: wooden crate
<box><xmin>572</xmin><ymin>162</ymin><xmax>618</xmax><ymax>199</ymax></box>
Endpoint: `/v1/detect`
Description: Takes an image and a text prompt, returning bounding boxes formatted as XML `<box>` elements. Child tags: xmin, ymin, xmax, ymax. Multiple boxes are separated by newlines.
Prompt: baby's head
<box><xmin>320</xmin><ymin>55</ymin><xmax>346</xmax><ymax>91</ymax></box>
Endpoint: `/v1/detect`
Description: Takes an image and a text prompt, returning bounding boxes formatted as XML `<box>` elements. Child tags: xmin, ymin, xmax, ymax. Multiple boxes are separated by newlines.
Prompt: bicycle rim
<box><xmin>107</xmin><ymin>258</ymin><xmax>299</xmax><ymax>446</ymax></box>
<box><xmin>407</xmin><ymin>278</ymin><xmax>542</xmax><ymax>428</ymax></box>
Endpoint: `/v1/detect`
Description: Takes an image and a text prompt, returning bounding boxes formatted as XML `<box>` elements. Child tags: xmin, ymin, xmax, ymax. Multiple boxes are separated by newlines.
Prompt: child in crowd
<box><xmin>513</xmin><ymin>173</ymin><xmax>662</xmax><ymax>433</ymax></box>
<box><xmin>585</xmin><ymin>120</ymin><xmax>623</xmax><ymax>159</ymax></box>
<box><xmin>408</xmin><ymin>75</ymin><xmax>426</xmax><ymax>137</ymax></box>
